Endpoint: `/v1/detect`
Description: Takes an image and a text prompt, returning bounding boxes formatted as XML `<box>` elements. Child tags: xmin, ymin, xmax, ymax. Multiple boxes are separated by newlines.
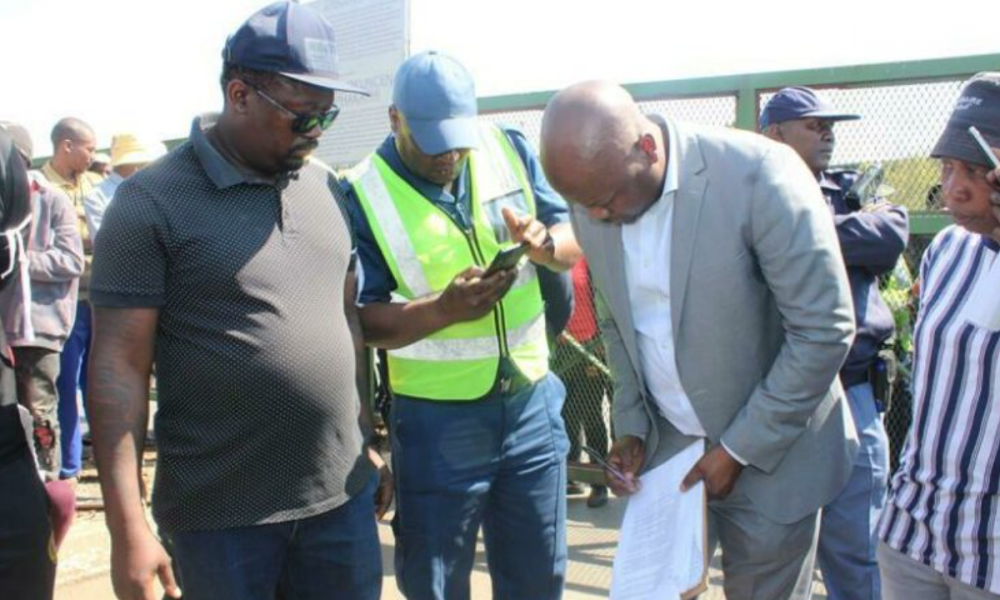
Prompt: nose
<box><xmin>434</xmin><ymin>150</ymin><xmax>462</xmax><ymax>166</ymax></box>
<box><xmin>301</xmin><ymin>123</ymin><xmax>324</xmax><ymax>140</ymax></box>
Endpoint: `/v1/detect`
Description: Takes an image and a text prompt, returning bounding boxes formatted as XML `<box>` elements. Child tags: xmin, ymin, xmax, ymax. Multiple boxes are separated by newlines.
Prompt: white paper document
<box><xmin>610</xmin><ymin>439</ymin><xmax>707</xmax><ymax>600</ymax></box>
<box><xmin>963</xmin><ymin>252</ymin><xmax>1000</xmax><ymax>331</ymax></box>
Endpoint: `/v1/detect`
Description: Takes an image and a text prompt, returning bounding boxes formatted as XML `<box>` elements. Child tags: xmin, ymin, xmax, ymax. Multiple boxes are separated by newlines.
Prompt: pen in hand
<box><xmin>583</xmin><ymin>445</ymin><xmax>640</xmax><ymax>493</ymax></box>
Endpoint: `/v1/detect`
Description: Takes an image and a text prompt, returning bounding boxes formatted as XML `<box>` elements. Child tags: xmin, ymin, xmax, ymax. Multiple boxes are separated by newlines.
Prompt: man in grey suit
<box><xmin>539</xmin><ymin>81</ymin><xmax>859</xmax><ymax>600</ymax></box>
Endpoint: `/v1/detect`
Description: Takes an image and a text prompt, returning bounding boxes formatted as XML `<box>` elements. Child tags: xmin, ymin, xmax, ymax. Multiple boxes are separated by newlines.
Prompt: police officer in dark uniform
<box><xmin>761</xmin><ymin>87</ymin><xmax>909</xmax><ymax>600</ymax></box>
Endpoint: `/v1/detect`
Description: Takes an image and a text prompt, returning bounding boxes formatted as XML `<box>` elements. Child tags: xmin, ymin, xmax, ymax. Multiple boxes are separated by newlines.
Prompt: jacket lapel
<box><xmin>669</xmin><ymin>125</ymin><xmax>708</xmax><ymax>336</ymax></box>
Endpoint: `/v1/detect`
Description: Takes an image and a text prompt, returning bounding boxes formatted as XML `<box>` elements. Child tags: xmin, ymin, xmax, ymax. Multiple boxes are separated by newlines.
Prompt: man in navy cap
<box><xmin>87</xmin><ymin>3</ymin><xmax>388</xmax><ymax>599</ymax></box>
<box><xmin>344</xmin><ymin>50</ymin><xmax>582</xmax><ymax>600</ymax></box>
<box><xmin>761</xmin><ymin>86</ymin><xmax>909</xmax><ymax>600</ymax></box>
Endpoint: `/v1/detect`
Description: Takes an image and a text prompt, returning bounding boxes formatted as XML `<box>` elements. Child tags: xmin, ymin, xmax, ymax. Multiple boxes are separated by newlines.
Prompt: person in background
<box><xmin>41</xmin><ymin>117</ymin><xmax>100</xmax><ymax>482</ymax></box>
<box><xmin>760</xmin><ymin>86</ymin><xmax>909</xmax><ymax>600</ymax></box>
<box><xmin>84</xmin><ymin>134</ymin><xmax>166</xmax><ymax>243</ymax></box>
<box><xmin>88</xmin><ymin>153</ymin><xmax>112</xmax><ymax>180</ymax></box>
<box><xmin>0</xmin><ymin>124</ymin><xmax>56</xmax><ymax>600</ymax></box>
<box><xmin>0</xmin><ymin>124</ymin><xmax>84</xmax><ymax>485</ymax></box>
<box><xmin>878</xmin><ymin>71</ymin><xmax>1000</xmax><ymax>600</ymax></box>
<box><xmin>554</xmin><ymin>258</ymin><xmax>612</xmax><ymax>508</ymax></box>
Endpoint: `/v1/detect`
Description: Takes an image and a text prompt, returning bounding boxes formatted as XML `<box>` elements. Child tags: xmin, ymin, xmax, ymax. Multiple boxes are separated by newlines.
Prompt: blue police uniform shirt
<box><xmin>820</xmin><ymin>170</ymin><xmax>909</xmax><ymax>386</ymax></box>
<box><xmin>344</xmin><ymin>127</ymin><xmax>570</xmax><ymax>310</ymax></box>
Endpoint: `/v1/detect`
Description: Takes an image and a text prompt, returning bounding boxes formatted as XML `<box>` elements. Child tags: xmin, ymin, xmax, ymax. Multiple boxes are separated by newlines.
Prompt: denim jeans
<box><xmin>165</xmin><ymin>475</ymin><xmax>382</xmax><ymax>600</ymax></box>
<box><xmin>818</xmin><ymin>382</ymin><xmax>890</xmax><ymax>600</ymax></box>
<box><xmin>391</xmin><ymin>372</ymin><xmax>569</xmax><ymax>600</ymax></box>
<box><xmin>56</xmin><ymin>301</ymin><xmax>90</xmax><ymax>478</ymax></box>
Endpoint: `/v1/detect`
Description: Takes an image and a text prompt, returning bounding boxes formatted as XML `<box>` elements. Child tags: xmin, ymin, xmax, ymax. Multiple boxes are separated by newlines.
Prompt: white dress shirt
<box><xmin>622</xmin><ymin>118</ymin><xmax>707</xmax><ymax>438</ymax></box>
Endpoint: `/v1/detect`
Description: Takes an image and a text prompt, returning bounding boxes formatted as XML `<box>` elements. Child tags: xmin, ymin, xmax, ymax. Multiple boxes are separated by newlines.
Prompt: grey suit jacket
<box><xmin>571</xmin><ymin>117</ymin><xmax>859</xmax><ymax>524</ymax></box>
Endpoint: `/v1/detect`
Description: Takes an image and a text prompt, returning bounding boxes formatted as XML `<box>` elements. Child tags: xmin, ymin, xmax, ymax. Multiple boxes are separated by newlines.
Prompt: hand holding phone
<box><xmin>484</xmin><ymin>242</ymin><xmax>530</xmax><ymax>277</ymax></box>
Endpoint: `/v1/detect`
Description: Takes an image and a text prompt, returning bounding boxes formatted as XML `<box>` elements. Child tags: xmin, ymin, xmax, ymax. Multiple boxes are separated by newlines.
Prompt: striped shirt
<box><xmin>879</xmin><ymin>225</ymin><xmax>1000</xmax><ymax>593</ymax></box>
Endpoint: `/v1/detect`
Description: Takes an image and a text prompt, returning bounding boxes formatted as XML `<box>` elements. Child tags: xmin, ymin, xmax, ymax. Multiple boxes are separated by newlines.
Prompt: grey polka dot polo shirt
<box><xmin>91</xmin><ymin>116</ymin><xmax>373</xmax><ymax>532</ymax></box>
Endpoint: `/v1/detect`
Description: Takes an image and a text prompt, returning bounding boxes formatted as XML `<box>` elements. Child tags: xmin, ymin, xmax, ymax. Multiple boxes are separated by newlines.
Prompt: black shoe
<box><xmin>567</xmin><ymin>482</ymin><xmax>586</xmax><ymax>496</ymax></box>
<box><xmin>587</xmin><ymin>485</ymin><xmax>608</xmax><ymax>508</ymax></box>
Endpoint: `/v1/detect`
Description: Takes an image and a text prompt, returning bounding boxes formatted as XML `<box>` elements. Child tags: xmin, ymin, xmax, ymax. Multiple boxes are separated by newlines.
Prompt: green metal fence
<box><xmin>472</xmin><ymin>53</ymin><xmax>1000</xmax><ymax>487</ymax></box>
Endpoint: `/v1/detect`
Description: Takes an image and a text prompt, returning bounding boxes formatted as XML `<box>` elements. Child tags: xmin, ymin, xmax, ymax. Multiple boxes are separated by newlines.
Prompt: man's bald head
<box><xmin>540</xmin><ymin>81</ymin><xmax>665</xmax><ymax>224</ymax></box>
<box><xmin>49</xmin><ymin>117</ymin><xmax>96</xmax><ymax>179</ymax></box>
<box><xmin>50</xmin><ymin>117</ymin><xmax>94</xmax><ymax>148</ymax></box>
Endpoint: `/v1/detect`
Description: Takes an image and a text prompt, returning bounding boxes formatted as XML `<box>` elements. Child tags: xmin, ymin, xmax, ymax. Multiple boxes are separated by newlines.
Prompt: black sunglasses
<box><xmin>245</xmin><ymin>82</ymin><xmax>341</xmax><ymax>134</ymax></box>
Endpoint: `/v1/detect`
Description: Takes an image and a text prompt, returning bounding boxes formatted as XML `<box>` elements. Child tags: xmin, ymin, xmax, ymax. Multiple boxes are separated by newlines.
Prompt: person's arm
<box><xmin>27</xmin><ymin>189</ymin><xmax>84</xmax><ymax>282</ymax></box>
<box><xmin>596</xmin><ymin>288</ymin><xmax>645</xmax><ymax>496</ymax></box>
<box><xmin>344</xmin><ymin>262</ymin><xmax>393</xmax><ymax>519</ymax></box>
<box><xmin>359</xmin><ymin>266</ymin><xmax>516</xmax><ymax>349</ymax></box>
<box><xmin>504</xmin><ymin>127</ymin><xmax>582</xmax><ymax>271</ymax></box>
<box><xmin>719</xmin><ymin>144</ymin><xmax>856</xmax><ymax>474</ymax></box>
<box><xmin>832</xmin><ymin>203</ymin><xmax>909</xmax><ymax>275</ymax></box>
<box><xmin>89</xmin><ymin>307</ymin><xmax>180</xmax><ymax>600</ymax></box>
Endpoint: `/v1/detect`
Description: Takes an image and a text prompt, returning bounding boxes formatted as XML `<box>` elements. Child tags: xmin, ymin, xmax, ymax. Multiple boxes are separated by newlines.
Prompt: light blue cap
<box><xmin>392</xmin><ymin>51</ymin><xmax>478</xmax><ymax>155</ymax></box>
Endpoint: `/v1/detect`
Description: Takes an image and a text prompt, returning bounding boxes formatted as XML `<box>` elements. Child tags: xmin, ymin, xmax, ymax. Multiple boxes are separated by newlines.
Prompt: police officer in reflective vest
<box><xmin>345</xmin><ymin>51</ymin><xmax>582</xmax><ymax>600</ymax></box>
<box><xmin>761</xmin><ymin>86</ymin><xmax>909</xmax><ymax>600</ymax></box>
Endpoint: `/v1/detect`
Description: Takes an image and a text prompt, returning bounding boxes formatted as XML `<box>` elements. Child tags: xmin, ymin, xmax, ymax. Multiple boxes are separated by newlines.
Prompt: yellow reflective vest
<box><xmin>349</xmin><ymin>124</ymin><xmax>550</xmax><ymax>400</ymax></box>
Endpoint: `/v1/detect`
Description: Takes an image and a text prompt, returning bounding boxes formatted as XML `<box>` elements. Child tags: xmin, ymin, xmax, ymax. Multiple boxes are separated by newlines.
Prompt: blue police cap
<box><xmin>393</xmin><ymin>51</ymin><xmax>478</xmax><ymax>155</ymax></box>
<box><xmin>759</xmin><ymin>86</ymin><xmax>859</xmax><ymax>129</ymax></box>
<box><xmin>224</xmin><ymin>1</ymin><xmax>368</xmax><ymax>95</ymax></box>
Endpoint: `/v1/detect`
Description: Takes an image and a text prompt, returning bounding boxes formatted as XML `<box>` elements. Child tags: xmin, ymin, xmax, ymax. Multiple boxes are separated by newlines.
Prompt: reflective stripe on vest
<box><xmin>350</xmin><ymin>124</ymin><xmax>549</xmax><ymax>400</ymax></box>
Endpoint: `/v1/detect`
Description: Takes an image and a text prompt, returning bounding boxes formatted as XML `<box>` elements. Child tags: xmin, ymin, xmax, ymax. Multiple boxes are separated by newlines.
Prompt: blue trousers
<box><xmin>818</xmin><ymin>382</ymin><xmax>889</xmax><ymax>600</ymax></box>
<box><xmin>165</xmin><ymin>475</ymin><xmax>382</xmax><ymax>600</ymax></box>
<box><xmin>390</xmin><ymin>373</ymin><xmax>569</xmax><ymax>600</ymax></box>
<box><xmin>56</xmin><ymin>301</ymin><xmax>90</xmax><ymax>479</ymax></box>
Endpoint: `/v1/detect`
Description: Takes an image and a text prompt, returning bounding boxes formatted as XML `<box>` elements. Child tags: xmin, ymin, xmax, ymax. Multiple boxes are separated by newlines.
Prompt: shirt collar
<box><xmin>41</xmin><ymin>161</ymin><xmax>72</xmax><ymax>189</ymax></box>
<box><xmin>647</xmin><ymin>114</ymin><xmax>680</xmax><ymax>203</ymax></box>
<box><xmin>190</xmin><ymin>114</ymin><xmax>252</xmax><ymax>190</ymax></box>
<box><xmin>983</xmin><ymin>236</ymin><xmax>1000</xmax><ymax>252</ymax></box>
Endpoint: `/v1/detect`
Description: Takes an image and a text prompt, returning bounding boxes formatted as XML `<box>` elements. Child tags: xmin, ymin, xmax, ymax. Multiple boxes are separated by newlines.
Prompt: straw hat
<box><xmin>110</xmin><ymin>133</ymin><xmax>167</xmax><ymax>167</ymax></box>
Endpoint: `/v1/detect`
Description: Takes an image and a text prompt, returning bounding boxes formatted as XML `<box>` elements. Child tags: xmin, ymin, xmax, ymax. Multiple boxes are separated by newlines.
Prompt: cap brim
<box><xmin>931</xmin><ymin>125</ymin><xmax>1000</xmax><ymax>168</ymax></box>
<box><xmin>801</xmin><ymin>110</ymin><xmax>861</xmax><ymax>122</ymax></box>
<box><xmin>407</xmin><ymin>115</ymin><xmax>479</xmax><ymax>155</ymax></box>
<box><xmin>282</xmin><ymin>72</ymin><xmax>370</xmax><ymax>96</ymax></box>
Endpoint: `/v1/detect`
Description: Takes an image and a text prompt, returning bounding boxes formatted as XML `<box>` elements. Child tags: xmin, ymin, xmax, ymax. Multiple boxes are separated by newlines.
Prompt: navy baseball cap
<box><xmin>393</xmin><ymin>51</ymin><xmax>478</xmax><ymax>155</ymax></box>
<box><xmin>759</xmin><ymin>86</ymin><xmax>860</xmax><ymax>129</ymax></box>
<box><xmin>224</xmin><ymin>1</ymin><xmax>368</xmax><ymax>95</ymax></box>
<box><xmin>931</xmin><ymin>72</ymin><xmax>1000</xmax><ymax>167</ymax></box>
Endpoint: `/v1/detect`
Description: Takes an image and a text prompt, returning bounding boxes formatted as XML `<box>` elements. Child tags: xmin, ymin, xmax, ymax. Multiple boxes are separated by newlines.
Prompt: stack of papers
<box><xmin>610</xmin><ymin>440</ymin><xmax>708</xmax><ymax>600</ymax></box>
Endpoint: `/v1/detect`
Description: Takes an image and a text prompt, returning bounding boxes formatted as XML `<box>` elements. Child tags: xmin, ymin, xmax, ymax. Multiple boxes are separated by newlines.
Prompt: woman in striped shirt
<box><xmin>878</xmin><ymin>72</ymin><xmax>1000</xmax><ymax>600</ymax></box>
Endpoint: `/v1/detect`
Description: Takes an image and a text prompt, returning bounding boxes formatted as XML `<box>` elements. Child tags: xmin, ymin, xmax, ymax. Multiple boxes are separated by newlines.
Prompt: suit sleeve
<box><xmin>720</xmin><ymin>144</ymin><xmax>856</xmax><ymax>473</ymax></box>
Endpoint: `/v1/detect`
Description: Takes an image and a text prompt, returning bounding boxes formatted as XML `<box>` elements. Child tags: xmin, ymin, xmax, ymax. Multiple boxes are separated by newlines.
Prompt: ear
<box><xmin>226</xmin><ymin>79</ymin><xmax>253</xmax><ymax>115</ymax></box>
<box><xmin>388</xmin><ymin>106</ymin><xmax>401</xmax><ymax>134</ymax></box>
<box><xmin>637</xmin><ymin>133</ymin><xmax>658</xmax><ymax>162</ymax></box>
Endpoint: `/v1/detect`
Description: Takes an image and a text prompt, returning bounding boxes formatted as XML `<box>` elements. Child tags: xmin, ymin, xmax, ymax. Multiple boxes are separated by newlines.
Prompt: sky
<box><xmin>1</xmin><ymin>0</ymin><xmax>998</xmax><ymax>157</ymax></box>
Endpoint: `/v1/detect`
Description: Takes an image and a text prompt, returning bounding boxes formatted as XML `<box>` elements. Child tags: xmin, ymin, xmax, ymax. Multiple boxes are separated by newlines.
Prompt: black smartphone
<box><xmin>484</xmin><ymin>242</ymin><xmax>530</xmax><ymax>276</ymax></box>
<box><xmin>968</xmin><ymin>126</ymin><xmax>1000</xmax><ymax>169</ymax></box>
